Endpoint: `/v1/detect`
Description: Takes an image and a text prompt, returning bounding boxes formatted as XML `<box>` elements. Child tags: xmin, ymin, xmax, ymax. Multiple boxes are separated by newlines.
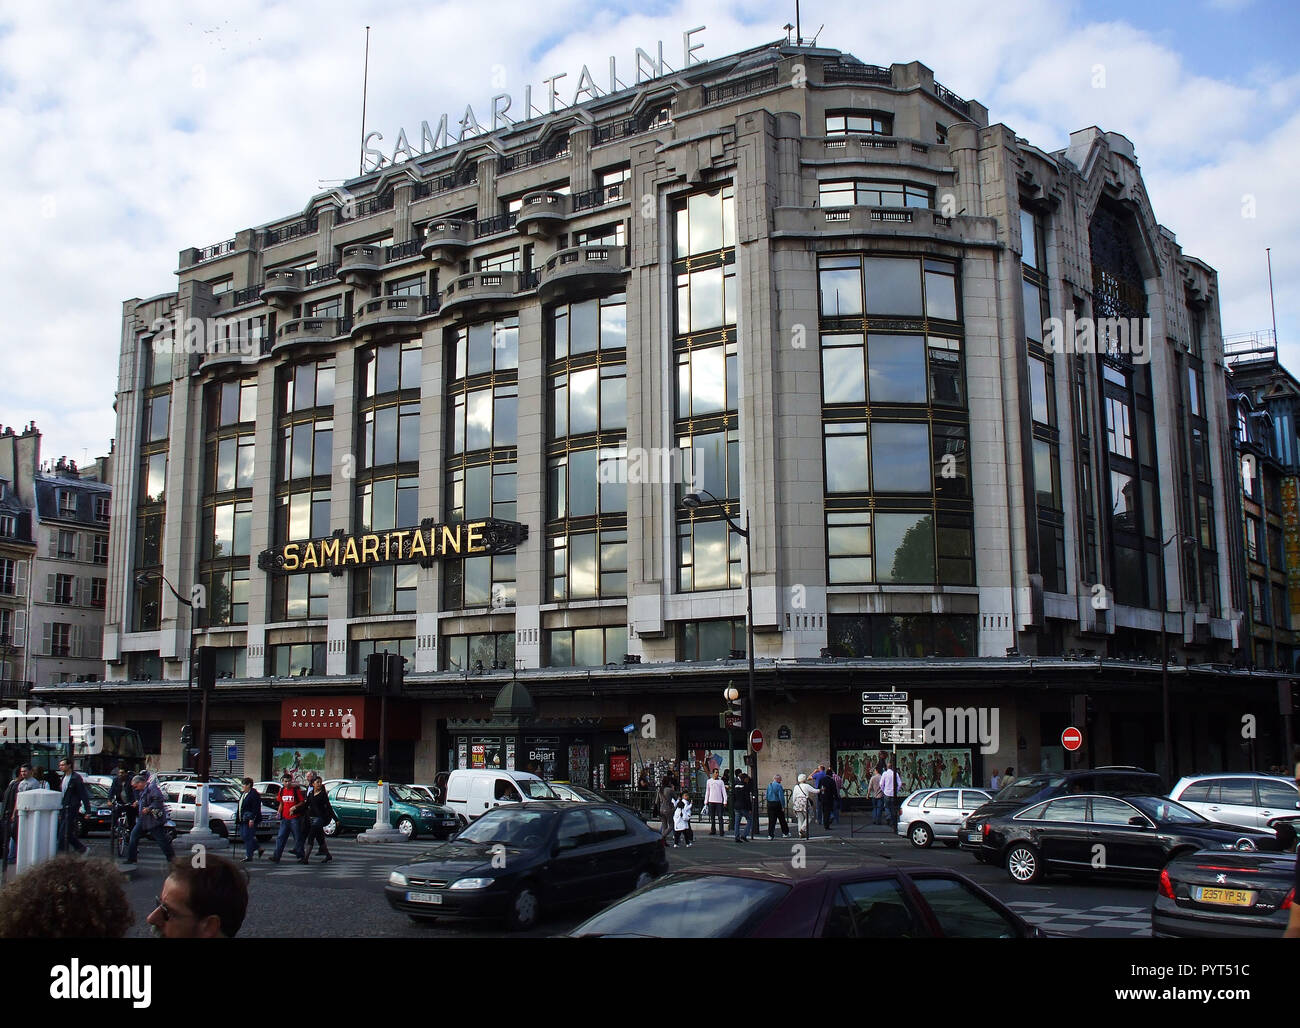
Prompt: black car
<box><xmin>967</xmin><ymin>793</ymin><xmax>1276</xmax><ymax>883</ymax></box>
<box><xmin>1153</xmin><ymin>847</ymin><xmax>1295</xmax><ymax>938</ymax></box>
<box><xmin>76</xmin><ymin>782</ymin><xmax>116</xmax><ymax>836</ymax></box>
<box><xmin>384</xmin><ymin>801</ymin><xmax>669</xmax><ymax>930</ymax></box>
<box><xmin>569</xmin><ymin>862</ymin><xmax>1045</xmax><ymax>938</ymax></box>
<box><xmin>960</xmin><ymin>767</ymin><xmax>1165</xmax><ymax>859</ymax></box>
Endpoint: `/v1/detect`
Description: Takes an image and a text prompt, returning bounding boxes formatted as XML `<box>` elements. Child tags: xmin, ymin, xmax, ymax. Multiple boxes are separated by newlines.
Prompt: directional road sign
<box><xmin>881</xmin><ymin>727</ymin><xmax>925</xmax><ymax>744</ymax></box>
<box><xmin>861</xmin><ymin>691</ymin><xmax>908</xmax><ymax>703</ymax></box>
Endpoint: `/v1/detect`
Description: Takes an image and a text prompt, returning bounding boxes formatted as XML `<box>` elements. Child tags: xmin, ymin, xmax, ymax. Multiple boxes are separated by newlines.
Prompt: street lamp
<box><xmin>136</xmin><ymin>570</ymin><xmax>196</xmax><ymax>771</ymax></box>
<box><xmin>1159</xmin><ymin>534</ymin><xmax>1196</xmax><ymax>783</ymax></box>
<box><xmin>684</xmin><ymin>489</ymin><xmax>758</xmax><ymax>835</ymax></box>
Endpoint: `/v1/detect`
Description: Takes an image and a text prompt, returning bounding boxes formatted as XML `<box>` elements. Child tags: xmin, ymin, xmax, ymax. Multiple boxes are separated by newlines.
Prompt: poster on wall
<box><xmin>686</xmin><ymin>746</ymin><xmax>735</xmax><ymax>775</ymax></box>
<box><xmin>272</xmin><ymin>746</ymin><xmax>325</xmax><ymax>784</ymax></box>
<box><xmin>833</xmin><ymin>748</ymin><xmax>974</xmax><ymax>795</ymax></box>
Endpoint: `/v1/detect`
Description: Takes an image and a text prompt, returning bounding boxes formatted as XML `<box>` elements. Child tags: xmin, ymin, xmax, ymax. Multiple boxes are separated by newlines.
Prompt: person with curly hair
<box><xmin>0</xmin><ymin>855</ymin><xmax>134</xmax><ymax>938</ymax></box>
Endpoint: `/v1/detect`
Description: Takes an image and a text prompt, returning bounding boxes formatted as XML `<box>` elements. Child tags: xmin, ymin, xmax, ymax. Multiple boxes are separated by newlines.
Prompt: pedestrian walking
<box><xmin>657</xmin><ymin>778</ymin><xmax>676</xmax><ymax>843</ymax></box>
<box><xmin>811</xmin><ymin>764</ymin><xmax>827</xmax><ymax>826</ymax></box>
<box><xmin>672</xmin><ymin>791</ymin><xmax>694</xmax><ymax>847</ymax></box>
<box><xmin>831</xmin><ymin>769</ymin><xmax>844</xmax><ymax>825</ymax></box>
<box><xmin>269</xmin><ymin>773</ymin><xmax>306</xmax><ymax>863</ymax></box>
<box><xmin>1001</xmin><ymin>767</ymin><xmax>1016</xmax><ymax>790</ymax></box>
<box><xmin>766</xmin><ymin>774</ymin><xmax>789</xmax><ymax>839</ymax></box>
<box><xmin>56</xmin><ymin>758</ymin><xmax>94</xmax><ymax>854</ymax></box>
<box><xmin>868</xmin><ymin>766</ymin><xmax>884</xmax><ymax>824</ymax></box>
<box><xmin>2</xmin><ymin>764</ymin><xmax>30</xmax><ymax>863</ymax></box>
<box><xmin>304</xmin><ymin>777</ymin><xmax>335</xmax><ymax>862</ymax></box>
<box><xmin>704</xmin><ymin>768</ymin><xmax>727</xmax><ymax>835</ymax></box>
<box><xmin>819</xmin><ymin>768</ymin><xmax>839</xmax><ymax>831</ymax></box>
<box><xmin>300</xmin><ymin>771</ymin><xmax>320</xmax><ymax>859</ymax></box>
<box><xmin>123</xmin><ymin>774</ymin><xmax>176</xmax><ymax>865</ymax></box>
<box><xmin>793</xmin><ymin>773</ymin><xmax>818</xmax><ymax>839</ymax></box>
<box><xmin>732</xmin><ymin>773</ymin><xmax>753</xmax><ymax>842</ymax></box>
<box><xmin>880</xmin><ymin>762</ymin><xmax>903</xmax><ymax>825</ymax></box>
<box><xmin>237</xmin><ymin>778</ymin><xmax>264</xmax><ymax>862</ymax></box>
<box><xmin>989</xmin><ymin>770</ymin><xmax>1001</xmax><ymax>792</ymax></box>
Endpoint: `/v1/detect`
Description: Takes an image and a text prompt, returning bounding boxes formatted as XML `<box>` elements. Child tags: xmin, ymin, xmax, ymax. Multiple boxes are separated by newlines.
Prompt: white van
<box><xmin>444</xmin><ymin>769</ymin><xmax>558</xmax><ymax>823</ymax></box>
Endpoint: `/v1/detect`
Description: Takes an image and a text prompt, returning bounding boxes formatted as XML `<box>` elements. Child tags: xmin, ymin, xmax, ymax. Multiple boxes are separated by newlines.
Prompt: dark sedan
<box><xmin>1153</xmin><ymin>848</ymin><xmax>1296</xmax><ymax>938</ymax></box>
<box><xmin>76</xmin><ymin>782</ymin><xmax>116</xmax><ymax>836</ymax></box>
<box><xmin>965</xmin><ymin>794</ymin><xmax>1277</xmax><ymax>883</ymax></box>
<box><xmin>384</xmin><ymin>801</ymin><xmax>669</xmax><ymax>930</ymax></box>
<box><xmin>569</xmin><ymin>861</ymin><xmax>1044</xmax><ymax>938</ymax></box>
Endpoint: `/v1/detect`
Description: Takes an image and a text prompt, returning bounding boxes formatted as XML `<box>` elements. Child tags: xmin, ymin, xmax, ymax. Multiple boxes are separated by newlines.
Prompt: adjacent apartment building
<box><xmin>42</xmin><ymin>39</ymin><xmax>1282</xmax><ymax>787</ymax></box>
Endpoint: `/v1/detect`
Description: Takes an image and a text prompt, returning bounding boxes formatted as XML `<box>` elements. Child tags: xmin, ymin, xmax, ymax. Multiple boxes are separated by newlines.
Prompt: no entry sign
<box><xmin>1061</xmin><ymin>726</ymin><xmax>1083</xmax><ymax>751</ymax></box>
<box><xmin>749</xmin><ymin>729</ymin><xmax>765</xmax><ymax>753</ymax></box>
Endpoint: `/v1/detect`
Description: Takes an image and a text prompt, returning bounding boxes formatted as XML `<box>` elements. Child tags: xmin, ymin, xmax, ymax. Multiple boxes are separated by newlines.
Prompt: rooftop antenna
<box><xmin>358</xmin><ymin>26</ymin><xmax>371</xmax><ymax>177</ymax></box>
<box><xmin>795</xmin><ymin>0</ymin><xmax>801</xmax><ymax>44</ymax></box>
<box><xmin>1267</xmin><ymin>247</ymin><xmax>1279</xmax><ymax>349</ymax></box>
<box><xmin>783</xmin><ymin>23</ymin><xmax>793</xmax><ymax>45</ymax></box>
<box><xmin>810</xmin><ymin>23</ymin><xmax>824</xmax><ymax>46</ymax></box>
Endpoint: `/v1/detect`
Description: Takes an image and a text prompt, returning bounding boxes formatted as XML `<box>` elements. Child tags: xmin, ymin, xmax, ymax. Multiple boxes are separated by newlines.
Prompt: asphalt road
<box><xmin>88</xmin><ymin>819</ymin><xmax>1157</xmax><ymax>938</ymax></box>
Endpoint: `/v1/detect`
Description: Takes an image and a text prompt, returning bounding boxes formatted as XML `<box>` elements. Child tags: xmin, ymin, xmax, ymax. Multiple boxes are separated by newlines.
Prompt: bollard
<box><xmin>185</xmin><ymin>783</ymin><xmax>223</xmax><ymax>848</ymax></box>
<box><xmin>16</xmin><ymin>790</ymin><xmax>61</xmax><ymax>872</ymax></box>
<box><xmin>358</xmin><ymin>779</ymin><xmax>403</xmax><ymax>843</ymax></box>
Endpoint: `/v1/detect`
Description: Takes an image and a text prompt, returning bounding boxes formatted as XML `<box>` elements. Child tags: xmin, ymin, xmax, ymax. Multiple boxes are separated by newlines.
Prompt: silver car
<box><xmin>1169</xmin><ymin>773</ymin><xmax>1298</xmax><ymax>830</ymax></box>
<box><xmin>159</xmin><ymin>780</ymin><xmax>280</xmax><ymax>840</ymax></box>
<box><xmin>897</xmin><ymin>787</ymin><xmax>992</xmax><ymax>848</ymax></box>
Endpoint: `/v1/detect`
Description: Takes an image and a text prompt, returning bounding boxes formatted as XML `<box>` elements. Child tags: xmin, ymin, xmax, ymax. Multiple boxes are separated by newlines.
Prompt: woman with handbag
<box><xmin>304</xmin><ymin>778</ymin><xmax>335</xmax><ymax>863</ymax></box>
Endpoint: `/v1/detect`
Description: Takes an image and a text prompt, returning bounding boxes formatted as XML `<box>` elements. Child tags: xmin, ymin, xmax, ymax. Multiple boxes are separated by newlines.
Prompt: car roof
<box><xmin>481</xmin><ymin>800</ymin><xmax>617</xmax><ymax>812</ymax></box>
<box><xmin>655</xmin><ymin>859</ymin><xmax>993</xmax><ymax>886</ymax></box>
<box><xmin>1176</xmin><ymin>773</ymin><xmax>1292</xmax><ymax>782</ymax></box>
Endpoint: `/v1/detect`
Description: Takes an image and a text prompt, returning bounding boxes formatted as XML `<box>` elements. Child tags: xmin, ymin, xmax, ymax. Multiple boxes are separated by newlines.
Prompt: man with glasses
<box><xmin>147</xmin><ymin>854</ymin><xmax>248</xmax><ymax>938</ymax></box>
<box><xmin>56</xmin><ymin>758</ymin><xmax>95</xmax><ymax>854</ymax></box>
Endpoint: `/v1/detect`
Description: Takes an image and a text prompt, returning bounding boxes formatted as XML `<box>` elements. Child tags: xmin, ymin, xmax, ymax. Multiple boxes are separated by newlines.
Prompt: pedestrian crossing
<box><xmin>113</xmin><ymin>837</ymin><xmax>439</xmax><ymax>881</ymax></box>
<box><xmin>1008</xmin><ymin>900</ymin><xmax>1151</xmax><ymax>937</ymax></box>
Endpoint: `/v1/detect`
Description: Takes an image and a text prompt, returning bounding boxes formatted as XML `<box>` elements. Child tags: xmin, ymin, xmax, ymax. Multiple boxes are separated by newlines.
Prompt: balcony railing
<box><xmin>475</xmin><ymin>212</ymin><xmax>518</xmax><ymax>237</ymax></box>
<box><xmin>196</xmin><ymin>239</ymin><xmax>236</xmax><ymax>264</ymax></box>
<box><xmin>413</xmin><ymin>166</ymin><xmax>477</xmax><ymax>200</ymax></box>
<box><xmin>0</xmin><ymin>680</ymin><xmax>33</xmax><ymax>701</ymax></box>
<box><xmin>571</xmin><ymin>181</ymin><xmax>628</xmax><ymax>212</ymax></box>
<box><xmin>264</xmin><ymin>216</ymin><xmax>319</xmax><ymax>246</ymax></box>
<box><xmin>701</xmin><ymin>68</ymin><xmax>779</xmax><ymax>104</ymax></box>
<box><xmin>421</xmin><ymin>219</ymin><xmax>473</xmax><ymax>262</ymax></box>
<box><xmin>273</xmin><ymin>317</ymin><xmax>346</xmax><ymax>353</ymax></box>
<box><xmin>499</xmin><ymin>136</ymin><xmax>571</xmax><ymax>173</ymax></box>
<box><xmin>231</xmin><ymin>285</ymin><xmax>262</xmax><ymax>307</ymax></box>
<box><xmin>351</xmin><ymin>191</ymin><xmax>395</xmax><ymax>218</ymax></box>
<box><xmin>439</xmin><ymin>271</ymin><xmax>524</xmax><ymax>316</ymax></box>
<box><xmin>387</xmin><ymin>238</ymin><xmax>421</xmax><ymax>262</ymax></box>
<box><xmin>536</xmin><ymin>245</ymin><xmax>628</xmax><ymax>303</ymax></box>
<box><xmin>934</xmin><ymin>82</ymin><xmax>971</xmax><ymax>116</ymax></box>
<box><xmin>822</xmin><ymin>61</ymin><xmax>892</xmax><ymax>85</ymax></box>
<box><xmin>339</xmin><ymin>245</ymin><xmax>384</xmax><ymax>282</ymax></box>
<box><xmin>306</xmin><ymin>263</ymin><xmax>339</xmax><ymax>285</ymax></box>
<box><xmin>351</xmin><ymin>294</ymin><xmax>435</xmax><ymax>334</ymax></box>
<box><xmin>516</xmin><ymin>190</ymin><xmax>570</xmax><ymax>237</ymax></box>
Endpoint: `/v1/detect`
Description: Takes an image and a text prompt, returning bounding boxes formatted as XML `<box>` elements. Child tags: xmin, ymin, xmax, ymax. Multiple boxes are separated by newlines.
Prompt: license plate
<box><xmin>407</xmin><ymin>891</ymin><xmax>442</xmax><ymax>905</ymax></box>
<box><xmin>1192</xmin><ymin>887</ymin><xmax>1255</xmax><ymax>907</ymax></box>
<box><xmin>966</xmin><ymin>832</ymin><xmax>982</xmax><ymax>842</ymax></box>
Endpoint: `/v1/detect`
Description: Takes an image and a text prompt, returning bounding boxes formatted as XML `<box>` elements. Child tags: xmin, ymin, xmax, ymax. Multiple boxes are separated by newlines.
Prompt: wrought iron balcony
<box><xmin>537</xmin><ymin>245</ymin><xmax>629</xmax><ymax>304</ymax></box>
<box><xmin>261</xmin><ymin>268</ymin><xmax>307</xmax><ymax>308</ymax></box>
<box><xmin>439</xmin><ymin>271</ymin><xmax>523</xmax><ymax>318</ymax></box>
<box><xmin>272</xmin><ymin>317</ymin><xmax>346</xmax><ymax>354</ymax></box>
<box><xmin>420</xmin><ymin>219</ymin><xmax>473</xmax><ymax>264</ymax></box>
<box><xmin>351</xmin><ymin>294</ymin><xmax>433</xmax><ymax>335</ymax></box>
<box><xmin>338</xmin><ymin>244</ymin><xmax>384</xmax><ymax>285</ymax></box>
<box><xmin>516</xmin><ymin>190</ymin><xmax>570</xmax><ymax>238</ymax></box>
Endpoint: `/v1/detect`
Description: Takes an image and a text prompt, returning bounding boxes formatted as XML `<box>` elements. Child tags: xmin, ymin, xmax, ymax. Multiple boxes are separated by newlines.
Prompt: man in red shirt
<box><xmin>269</xmin><ymin>773</ymin><xmax>307</xmax><ymax>863</ymax></box>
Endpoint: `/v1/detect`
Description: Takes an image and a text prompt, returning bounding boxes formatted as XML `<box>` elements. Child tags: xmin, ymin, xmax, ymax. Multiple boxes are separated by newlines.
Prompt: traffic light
<box><xmin>366</xmin><ymin>651</ymin><xmax>408</xmax><ymax>696</ymax></box>
<box><xmin>365</xmin><ymin>653</ymin><xmax>385</xmax><ymax>696</ymax></box>
<box><xmin>367</xmin><ymin>754</ymin><xmax>378</xmax><ymax>776</ymax></box>
<box><xmin>180</xmin><ymin>724</ymin><xmax>193</xmax><ymax>749</ymax></box>
<box><xmin>386</xmin><ymin>654</ymin><xmax>407</xmax><ymax>696</ymax></box>
<box><xmin>196</xmin><ymin>646</ymin><xmax>216</xmax><ymax>693</ymax></box>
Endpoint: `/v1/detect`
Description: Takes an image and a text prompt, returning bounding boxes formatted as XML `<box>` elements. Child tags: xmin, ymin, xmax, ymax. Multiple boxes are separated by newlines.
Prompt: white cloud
<box><xmin>0</xmin><ymin>0</ymin><xmax>1295</xmax><ymax>464</ymax></box>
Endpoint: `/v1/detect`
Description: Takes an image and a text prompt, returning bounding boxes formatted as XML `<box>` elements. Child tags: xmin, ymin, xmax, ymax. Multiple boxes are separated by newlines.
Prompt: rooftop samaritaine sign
<box><xmin>361</xmin><ymin>26</ymin><xmax>707</xmax><ymax>173</ymax></box>
<box><xmin>257</xmin><ymin>518</ymin><xmax>528</xmax><ymax>575</ymax></box>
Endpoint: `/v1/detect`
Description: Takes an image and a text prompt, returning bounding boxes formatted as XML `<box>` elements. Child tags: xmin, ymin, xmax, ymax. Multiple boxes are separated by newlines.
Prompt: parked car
<box><xmin>568</xmin><ymin>862</ymin><xmax>1044</xmax><ymax>938</ymax></box>
<box><xmin>385</xmin><ymin>801</ymin><xmax>668</xmax><ymax>930</ymax></box>
<box><xmin>252</xmin><ymin>782</ymin><xmax>290</xmax><ymax>812</ymax></box>
<box><xmin>157</xmin><ymin>781</ymin><xmax>280</xmax><ymax>840</ymax></box>
<box><xmin>548</xmin><ymin>781</ymin><xmax>649</xmax><ymax>823</ymax></box>
<box><xmin>1152</xmin><ymin>846</ymin><xmax>1296</xmax><ymax>938</ymax></box>
<box><xmin>75</xmin><ymin>782</ymin><xmax>116</xmax><ymax>837</ymax></box>
<box><xmin>443</xmin><ymin>769</ymin><xmax>558</xmax><ymax>823</ymax></box>
<box><xmin>326</xmin><ymin>781</ymin><xmax>459</xmax><ymax>840</ymax></box>
<box><xmin>897</xmin><ymin>788</ymin><xmax>992</xmax><ymax>848</ymax></box>
<box><xmin>963</xmin><ymin>793</ymin><xmax>1276</xmax><ymax>884</ymax></box>
<box><xmin>407</xmin><ymin>784</ymin><xmax>440</xmax><ymax>805</ymax></box>
<box><xmin>960</xmin><ymin>767</ymin><xmax>1166</xmax><ymax>858</ymax></box>
<box><xmin>1169</xmin><ymin>773</ymin><xmax>1298</xmax><ymax>830</ymax></box>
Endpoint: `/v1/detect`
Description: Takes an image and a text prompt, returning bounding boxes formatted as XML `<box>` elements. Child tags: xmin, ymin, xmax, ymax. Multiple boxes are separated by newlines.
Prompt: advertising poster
<box><xmin>272</xmin><ymin>746</ymin><xmax>325</xmax><ymax>783</ymax></box>
<box><xmin>834</xmin><ymin>748</ymin><xmax>973</xmax><ymax>795</ymax></box>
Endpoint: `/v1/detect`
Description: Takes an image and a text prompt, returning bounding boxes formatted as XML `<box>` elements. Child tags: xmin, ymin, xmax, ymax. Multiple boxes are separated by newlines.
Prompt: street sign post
<box><xmin>749</xmin><ymin>729</ymin><xmax>764</xmax><ymax>753</ymax></box>
<box><xmin>1062</xmin><ymin>726</ymin><xmax>1083</xmax><ymax>752</ymax></box>
<box><xmin>861</xmin><ymin>691</ymin><xmax>908</xmax><ymax>703</ymax></box>
<box><xmin>862</xmin><ymin>715</ymin><xmax>911</xmax><ymax>726</ymax></box>
<box><xmin>881</xmin><ymin>728</ymin><xmax>925</xmax><ymax>745</ymax></box>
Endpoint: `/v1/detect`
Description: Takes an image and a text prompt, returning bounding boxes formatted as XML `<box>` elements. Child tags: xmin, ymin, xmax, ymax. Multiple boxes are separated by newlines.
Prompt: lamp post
<box><xmin>1158</xmin><ymin>534</ymin><xmax>1195</xmax><ymax>783</ymax></box>
<box><xmin>684</xmin><ymin>489</ymin><xmax>758</xmax><ymax>836</ymax></box>
<box><xmin>136</xmin><ymin>570</ymin><xmax>196</xmax><ymax>771</ymax></box>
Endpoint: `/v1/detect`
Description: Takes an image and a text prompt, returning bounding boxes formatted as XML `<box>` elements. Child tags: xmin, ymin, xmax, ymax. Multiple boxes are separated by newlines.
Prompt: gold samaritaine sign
<box><xmin>257</xmin><ymin>518</ymin><xmax>528</xmax><ymax>575</ymax></box>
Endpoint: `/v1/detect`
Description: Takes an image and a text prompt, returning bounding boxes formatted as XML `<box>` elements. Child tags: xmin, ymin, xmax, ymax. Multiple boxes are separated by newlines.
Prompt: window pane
<box><xmin>864</xmin><ymin>258</ymin><xmax>922</xmax><ymax>316</ymax></box>
<box><xmin>600</xmin><ymin>368</ymin><xmax>626</xmax><ymax>430</ymax></box>
<box><xmin>570</xmin><ymin>368</ymin><xmax>598</xmax><ymax>435</ymax></box>
<box><xmin>689</xmin><ymin>267</ymin><xmax>724</xmax><ymax>331</ymax></box>
<box><xmin>466</xmin><ymin>390</ymin><xmax>492</xmax><ymax>450</ymax></box>
<box><xmin>570</xmin><ymin>301</ymin><xmax>599</xmax><ymax>355</ymax></box>
<box><xmin>569</xmin><ymin>450</ymin><xmax>598</xmax><ymax>516</ymax></box>
<box><xmin>820</xmin><ymin>259</ymin><xmax>862</xmax><ymax>317</ymax></box>
<box><xmin>493</xmin><ymin>389</ymin><xmax>517</xmax><ymax>447</ymax></box>
<box><xmin>876</xmin><ymin>512</ymin><xmax>934</xmax><ymax>583</ymax></box>
<box><xmin>571</xmin><ymin>533</ymin><xmax>597</xmax><ymax>598</ymax></box>
<box><xmin>1023</xmin><ymin>280</ymin><xmax>1043</xmax><ymax>342</ymax></box>
<box><xmin>691</xmin><ymin>346</ymin><xmax>726</xmax><ymax>415</ymax></box>
<box><xmin>692</xmin><ymin>520</ymin><xmax>730</xmax><ymax>590</ymax></box>
<box><xmin>821</xmin><ymin>338</ymin><xmax>865</xmax><ymax>404</ymax></box>
<box><xmin>825</xmin><ymin>432</ymin><xmax>869</xmax><ymax>493</ymax></box>
<box><xmin>924</xmin><ymin>271</ymin><xmax>957</xmax><ymax>320</ymax></box>
<box><xmin>867</xmin><ymin>335</ymin><xmax>926</xmax><ymax>404</ymax></box>
<box><xmin>871</xmin><ymin>422</ymin><xmax>931</xmax><ymax>492</ymax></box>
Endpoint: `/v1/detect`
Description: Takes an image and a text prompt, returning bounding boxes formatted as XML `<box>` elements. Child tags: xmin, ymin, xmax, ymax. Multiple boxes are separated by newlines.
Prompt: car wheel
<box><xmin>908</xmin><ymin>822</ymin><xmax>934</xmax><ymax>848</ymax></box>
<box><xmin>210</xmin><ymin>820</ymin><xmax>228</xmax><ymax>839</ymax></box>
<box><xmin>1006</xmin><ymin>843</ymin><xmax>1041</xmax><ymax>884</ymax></box>
<box><xmin>397</xmin><ymin>816</ymin><xmax>417</xmax><ymax>840</ymax></box>
<box><xmin>507</xmin><ymin>883</ymin><xmax>541</xmax><ymax>931</ymax></box>
<box><xmin>634</xmin><ymin>869</ymin><xmax>656</xmax><ymax>891</ymax></box>
<box><xmin>323</xmin><ymin>818</ymin><xmax>338</xmax><ymax>837</ymax></box>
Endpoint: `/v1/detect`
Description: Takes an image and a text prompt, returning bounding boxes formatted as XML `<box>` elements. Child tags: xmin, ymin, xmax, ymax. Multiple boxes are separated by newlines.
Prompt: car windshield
<box><xmin>572</xmin><ymin>875</ymin><xmax>791</xmax><ymax>938</ymax></box>
<box><xmin>207</xmin><ymin>786</ymin><xmax>242</xmax><ymax>804</ymax></box>
<box><xmin>994</xmin><ymin>775</ymin><xmax>1063</xmax><ymax>804</ymax></box>
<box><xmin>1130</xmin><ymin>796</ymin><xmax>1206</xmax><ymax>824</ymax></box>
<box><xmin>389</xmin><ymin>785</ymin><xmax>421</xmax><ymax>803</ymax></box>
<box><xmin>573</xmin><ymin>787</ymin><xmax>605</xmax><ymax>802</ymax></box>
<box><xmin>521</xmin><ymin>780</ymin><xmax>558</xmax><ymax>799</ymax></box>
<box><xmin>457</xmin><ymin>809</ymin><xmax>556</xmax><ymax>846</ymax></box>
<box><xmin>549</xmin><ymin>784</ymin><xmax>579</xmax><ymax>799</ymax></box>
<box><xmin>88</xmin><ymin>783</ymin><xmax>109</xmax><ymax>801</ymax></box>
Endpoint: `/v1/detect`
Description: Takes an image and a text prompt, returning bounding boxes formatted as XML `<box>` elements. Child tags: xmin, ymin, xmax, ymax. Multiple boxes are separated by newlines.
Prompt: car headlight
<box><xmin>419</xmin><ymin>809</ymin><xmax>434</xmax><ymax>817</ymax></box>
<box><xmin>389</xmin><ymin>870</ymin><xmax>409</xmax><ymax>887</ymax></box>
<box><xmin>448</xmin><ymin>878</ymin><xmax>493</xmax><ymax>890</ymax></box>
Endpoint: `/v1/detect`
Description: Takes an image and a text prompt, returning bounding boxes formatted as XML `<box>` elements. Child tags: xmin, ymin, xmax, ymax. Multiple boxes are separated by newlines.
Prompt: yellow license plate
<box><xmin>1194</xmin><ymin>887</ymin><xmax>1254</xmax><ymax>906</ymax></box>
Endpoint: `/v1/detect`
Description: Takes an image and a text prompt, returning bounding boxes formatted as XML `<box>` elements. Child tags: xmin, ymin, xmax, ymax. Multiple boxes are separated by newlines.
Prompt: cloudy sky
<box><xmin>1</xmin><ymin>0</ymin><xmax>1296</xmax><ymax>465</ymax></box>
